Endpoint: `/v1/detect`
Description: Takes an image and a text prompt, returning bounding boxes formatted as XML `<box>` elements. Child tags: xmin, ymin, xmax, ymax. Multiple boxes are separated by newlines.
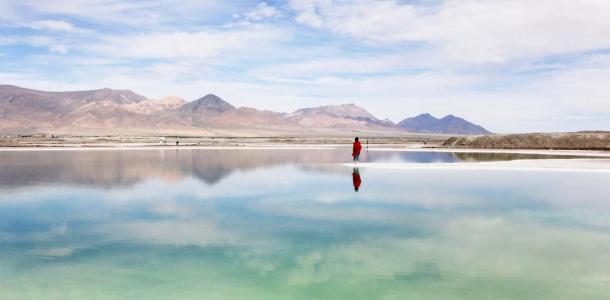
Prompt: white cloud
<box><xmin>49</xmin><ymin>44</ymin><xmax>68</xmax><ymax>54</ymax></box>
<box><xmin>0</xmin><ymin>35</ymin><xmax>71</xmax><ymax>54</ymax></box>
<box><xmin>290</xmin><ymin>0</ymin><xmax>610</xmax><ymax>63</ymax></box>
<box><xmin>245</xmin><ymin>2</ymin><xmax>282</xmax><ymax>21</ymax></box>
<box><xmin>0</xmin><ymin>1</ymin><xmax>16</xmax><ymax>21</ymax></box>
<box><xmin>8</xmin><ymin>0</ymin><xmax>225</xmax><ymax>27</ymax></box>
<box><xmin>249</xmin><ymin>51</ymin><xmax>443</xmax><ymax>79</ymax></box>
<box><xmin>25</xmin><ymin>19</ymin><xmax>88</xmax><ymax>33</ymax></box>
<box><xmin>93</xmin><ymin>24</ymin><xmax>288</xmax><ymax>61</ymax></box>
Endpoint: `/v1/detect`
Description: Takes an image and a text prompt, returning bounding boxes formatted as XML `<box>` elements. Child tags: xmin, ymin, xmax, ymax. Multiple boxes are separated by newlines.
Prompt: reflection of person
<box><xmin>352</xmin><ymin>167</ymin><xmax>361</xmax><ymax>192</ymax></box>
<box><xmin>352</xmin><ymin>137</ymin><xmax>362</xmax><ymax>163</ymax></box>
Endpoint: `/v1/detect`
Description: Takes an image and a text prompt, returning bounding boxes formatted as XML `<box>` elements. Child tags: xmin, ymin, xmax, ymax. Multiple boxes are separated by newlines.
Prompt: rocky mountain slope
<box><xmin>0</xmin><ymin>85</ymin><xmax>148</xmax><ymax>131</ymax></box>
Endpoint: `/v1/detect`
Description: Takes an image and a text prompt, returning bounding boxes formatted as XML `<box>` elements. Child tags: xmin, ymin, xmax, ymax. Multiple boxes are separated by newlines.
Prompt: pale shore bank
<box><xmin>345</xmin><ymin>159</ymin><xmax>610</xmax><ymax>173</ymax></box>
<box><xmin>368</xmin><ymin>147</ymin><xmax>610</xmax><ymax>157</ymax></box>
<box><xmin>0</xmin><ymin>144</ymin><xmax>341</xmax><ymax>151</ymax></box>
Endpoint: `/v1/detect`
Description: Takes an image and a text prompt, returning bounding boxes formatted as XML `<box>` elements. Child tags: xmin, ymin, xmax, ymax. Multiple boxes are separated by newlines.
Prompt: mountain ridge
<box><xmin>0</xmin><ymin>85</ymin><xmax>490</xmax><ymax>135</ymax></box>
<box><xmin>398</xmin><ymin>113</ymin><xmax>491</xmax><ymax>134</ymax></box>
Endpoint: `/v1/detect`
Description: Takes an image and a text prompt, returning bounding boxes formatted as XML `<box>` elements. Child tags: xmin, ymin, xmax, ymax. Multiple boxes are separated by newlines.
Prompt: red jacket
<box><xmin>352</xmin><ymin>141</ymin><xmax>362</xmax><ymax>157</ymax></box>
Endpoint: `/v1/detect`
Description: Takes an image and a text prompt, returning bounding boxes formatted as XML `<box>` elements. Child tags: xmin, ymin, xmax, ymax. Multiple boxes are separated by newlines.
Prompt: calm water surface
<box><xmin>0</xmin><ymin>149</ymin><xmax>609</xmax><ymax>299</ymax></box>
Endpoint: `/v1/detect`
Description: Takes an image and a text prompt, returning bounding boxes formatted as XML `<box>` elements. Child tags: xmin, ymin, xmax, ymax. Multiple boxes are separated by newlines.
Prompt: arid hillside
<box><xmin>443</xmin><ymin>132</ymin><xmax>610</xmax><ymax>150</ymax></box>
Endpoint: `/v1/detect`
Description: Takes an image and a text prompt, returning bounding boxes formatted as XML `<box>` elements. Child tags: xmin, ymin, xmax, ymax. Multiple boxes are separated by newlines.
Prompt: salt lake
<box><xmin>1</xmin><ymin>148</ymin><xmax>609</xmax><ymax>299</ymax></box>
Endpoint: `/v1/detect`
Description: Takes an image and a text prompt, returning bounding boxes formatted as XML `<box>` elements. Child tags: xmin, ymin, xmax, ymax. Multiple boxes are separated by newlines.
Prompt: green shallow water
<box><xmin>0</xmin><ymin>149</ymin><xmax>609</xmax><ymax>299</ymax></box>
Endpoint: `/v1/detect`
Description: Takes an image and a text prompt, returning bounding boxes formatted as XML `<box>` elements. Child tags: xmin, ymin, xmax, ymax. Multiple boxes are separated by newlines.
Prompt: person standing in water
<box><xmin>352</xmin><ymin>137</ymin><xmax>362</xmax><ymax>163</ymax></box>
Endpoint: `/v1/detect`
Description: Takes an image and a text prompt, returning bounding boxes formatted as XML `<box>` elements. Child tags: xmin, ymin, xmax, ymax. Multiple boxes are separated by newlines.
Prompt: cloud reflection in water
<box><xmin>0</xmin><ymin>149</ymin><xmax>609</xmax><ymax>299</ymax></box>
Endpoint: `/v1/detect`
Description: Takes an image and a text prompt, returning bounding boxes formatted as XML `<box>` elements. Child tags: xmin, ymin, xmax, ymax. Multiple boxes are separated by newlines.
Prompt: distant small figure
<box><xmin>352</xmin><ymin>167</ymin><xmax>362</xmax><ymax>192</ymax></box>
<box><xmin>352</xmin><ymin>137</ymin><xmax>362</xmax><ymax>163</ymax></box>
<box><xmin>176</xmin><ymin>137</ymin><xmax>180</xmax><ymax>146</ymax></box>
<box><xmin>159</xmin><ymin>136</ymin><xmax>166</xmax><ymax>145</ymax></box>
<box><xmin>423</xmin><ymin>139</ymin><xmax>428</xmax><ymax>146</ymax></box>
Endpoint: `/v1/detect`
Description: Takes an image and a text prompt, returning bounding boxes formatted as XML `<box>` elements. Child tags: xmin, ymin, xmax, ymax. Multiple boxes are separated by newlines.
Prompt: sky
<box><xmin>1</xmin><ymin>0</ymin><xmax>610</xmax><ymax>133</ymax></box>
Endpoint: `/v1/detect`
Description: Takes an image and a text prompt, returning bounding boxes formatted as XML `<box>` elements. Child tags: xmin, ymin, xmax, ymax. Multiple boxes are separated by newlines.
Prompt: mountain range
<box><xmin>0</xmin><ymin>85</ymin><xmax>490</xmax><ymax>136</ymax></box>
<box><xmin>398</xmin><ymin>113</ymin><xmax>490</xmax><ymax>135</ymax></box>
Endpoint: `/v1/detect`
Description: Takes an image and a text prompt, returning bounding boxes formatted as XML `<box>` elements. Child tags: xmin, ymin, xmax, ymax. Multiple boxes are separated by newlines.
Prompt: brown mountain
<box><xmin>209</xmin><ymin>107</ymin><xmax>292</xmax><ymax>127</ymax></box>
<box><xmin>0</xmin><ymin>84</ymin><xmax>145</xmax><ymax>112</ymax></box>
<box><xmin>176</xmin><ymin>94</ymin><xmax>237</xmax><ymax>127</ymax></box>
<box><xmin>0</xmin><ymin>85</ymin><xmax>148</xmax><ymax>131</ymax></box>
<box><xmin>0</xmin><ymin>85</ymin><xmax>485</xmax><ymax>136</ymax></box>
<box><xmin>124</xmin><ymin>96</ymin><xmax>186</xmax><ymax>114</ymax></box>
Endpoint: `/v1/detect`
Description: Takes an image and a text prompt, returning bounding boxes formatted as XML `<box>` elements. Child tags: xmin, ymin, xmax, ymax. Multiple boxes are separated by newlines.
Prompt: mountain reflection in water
<box><xmin>0</xmin><ymin>148</ymin><xmax>589</xmax><ymax>189</ymax></box>
<box><xmin>0</xmin><ymin>149</ymin><xmax>349</xmax><ymax>188</ymax></box>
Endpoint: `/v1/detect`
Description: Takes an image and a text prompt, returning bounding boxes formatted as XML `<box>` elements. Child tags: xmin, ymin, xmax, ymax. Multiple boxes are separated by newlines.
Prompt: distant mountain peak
<box><xmin>179</xmin><ymin>94</ymin><xmax>235</xmax><ymax>114</ymax></box>
<box><xmin>399</xmin><ymin>113</ymin><xmax>490</xmax><ymax>135</ymax></box>
<box><xmin>285</xmin><ymin>103</ymin><xmax>398</xmax><ymax>130</ymax></box>
<box><xmin>292</xmin><ymin>103</ymin><xmax>376</xmax><ymax>119</ymax></box>
<box><xmin>413</xmin><ymin>113</ymin><xmax>437</xmax><ymax>120</ymax></box>
<box><xmin>200</xmin><ymin>93</ymin><xmax>222</xmax><ymax>101</ymax></box>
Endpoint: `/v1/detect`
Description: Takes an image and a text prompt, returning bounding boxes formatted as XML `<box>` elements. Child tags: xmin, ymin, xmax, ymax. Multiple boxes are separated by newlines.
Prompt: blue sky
<box><xmin>1</xmin><ymin>0</ymin><xmax>610</xmax><ymax>133</ymax></box>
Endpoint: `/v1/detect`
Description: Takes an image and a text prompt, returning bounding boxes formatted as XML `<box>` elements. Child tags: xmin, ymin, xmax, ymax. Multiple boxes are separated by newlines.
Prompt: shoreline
<box><xmin>0</xmin><ymin>143</ymin><xmax>608</xmax><ymax>154</ymax></box>
<box><xmin>0</xmin><ymin>144</ymin><xmax>609</xmax><ymax>157</ymax></box>
<box><xmin>0</xmin><ymin>144</ymin><xmax>343</xmax><ymax>151</ymax></box>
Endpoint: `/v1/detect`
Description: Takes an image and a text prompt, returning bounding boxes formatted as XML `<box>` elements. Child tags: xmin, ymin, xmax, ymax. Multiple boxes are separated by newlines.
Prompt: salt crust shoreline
<box><xmin>367</xmin><ymin>147</ymin><xmax>610</xmax><ymax>157</ymax></box>
<box><xmin>1</xmin><ymin>145</ymin><xmax>609</xmax><ymax>157</ymax></box>
<box><xmin>1</xmin><ymin>145</ymin><xmax>609</xmax><ymax>172</ymax></box>
<box><xmin>0</xmin><ymin>145</ymin><xmax>339</xmax><ymax>151</ymax></box>
<box><xmin>344</xmin><ymin>159</ymin><xmax>610</xmax><ymax>173</ymax></box>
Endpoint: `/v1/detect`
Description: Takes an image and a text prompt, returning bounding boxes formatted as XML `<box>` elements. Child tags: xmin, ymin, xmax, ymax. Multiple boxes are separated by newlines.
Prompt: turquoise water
<box><xmin>1</xmin><ymin>149</ymin><xmax>609</xmax><ymax>299</ymax></box>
